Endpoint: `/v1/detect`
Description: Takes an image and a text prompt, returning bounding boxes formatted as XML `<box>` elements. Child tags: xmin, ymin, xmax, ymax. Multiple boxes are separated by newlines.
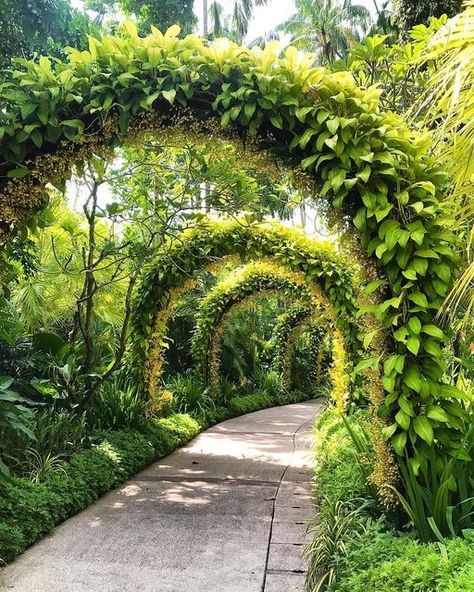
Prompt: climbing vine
<box><xmin>191</xmin><ymin>260</ymin><xmax>327</xmax><ymax>393</ymax></box>
<box><xmin>133</xmin><ymin>223</ymin><xmax>362</xmax><ymax>400</ymax></box>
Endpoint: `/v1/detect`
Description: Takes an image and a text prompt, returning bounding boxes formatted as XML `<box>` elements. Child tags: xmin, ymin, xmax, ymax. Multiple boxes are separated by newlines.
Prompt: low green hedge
<box><xmin>331</xmin><ymin>522</ymin><xmax>474</xmax><ymax>592</ymax></box>
<box><xmin>0</xmin><ymin>390</ymin><xmax>313</xmax><ymax>564</ymax></box>
<box><xmin>0</xmin><ymin>414</ymin><xmax>201</xmax><ymax>563</ymax></box>
<box><xmin>313</xmin><ymin>409</ymin><xmax>474</xmax><ymax>592</ymax></box>
<box><xmin>194</xmin><ymin>389</ymin><xmax>310</xmax><ymax>427</ymax></box>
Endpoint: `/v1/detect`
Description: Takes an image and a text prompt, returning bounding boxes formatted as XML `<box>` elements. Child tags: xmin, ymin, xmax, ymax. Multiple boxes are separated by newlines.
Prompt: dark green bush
<box><xmin>0</xmin><ymin>522</ymin><xmax>25</xmax><ymax>564</ymax></box>
<box><xmin>0</xmin><ymin>392</ymin><xmax>314</xmax><ymax>565</ymax></box>
<box><xmin>228</xmin><ymin>392</ymin><xmax>273</xmax><ymax>415</ymax></box>
<box><xmin>329</xmin><ymin>521</ymin><xmax>474</xmax><ymax>592</ymax></box>
<box><xmin>90</xmin><ymin>381</ymin><xmax>149</xmax><ymax>430</ymax></box>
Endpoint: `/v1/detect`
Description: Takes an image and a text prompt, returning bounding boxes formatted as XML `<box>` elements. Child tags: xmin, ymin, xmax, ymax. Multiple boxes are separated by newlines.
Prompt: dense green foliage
<box><xmin>0</xmin><ymin>413</ymin><xmax>200</xmax><ymax>563</ymax></box>
<box><xmin>131</xmin><ymin>220</ymin><xmax>361</xmax><ymax>406</ymax></box>
<box><xmin>1</xmin><ymin>0</ymin><xmax>474</xmax><ymax>564</ymax></box>
<box><xmin>0</xmin><ymin>25</ymin><xmax>462</xmax><ymax>468</ymax></box>
<box><xmin>120</xmin><ymin>0</ymin><xmax>196</xmax><ymax>35</ymax></box>
<box><xmin>392</xmin><ymin>0</ymin><xmax>463</xmax><ymax>33</ymax></box>
<box><xmin>309</xmin><ymin>409</ymin><xmax>474</xmax><ymax>592</ymax></box>
<box><xmin>0</xmin><ymin>0</ymin><xmax>95</xmax><ymax>65</ymax></box>
<box><xmin>0</xmin><ymin>386</ymin><xmax>312</xmax><ymax>564</ymax></box>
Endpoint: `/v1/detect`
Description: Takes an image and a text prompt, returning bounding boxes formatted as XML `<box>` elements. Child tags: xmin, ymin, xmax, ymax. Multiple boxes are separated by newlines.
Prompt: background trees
<box><xmin>0</xmin><ymin>0</ymin><xmax>95</xmax><ymax>65</ymax></box>
<box><xmin>276</xmin><ymin>0</ymin><xmax>371</xmax><ymax>64</ymax></box>
<box><xmin>392</xmin><ymin>0</ymin><xmax>463</xmax><ymax>34</ymax></box>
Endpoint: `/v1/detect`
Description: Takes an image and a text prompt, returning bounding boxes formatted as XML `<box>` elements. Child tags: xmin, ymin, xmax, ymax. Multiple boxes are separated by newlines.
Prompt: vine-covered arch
<box><xmin>271</xmin><ymin>303</ymin><xmax>326</xmax><ymax>391</ymax></box>
<box><xmin>189</xmin><ymin>259</ymin><xmax>339</xmax><ymax>396</ymax></box>
<box><xmin>132</xmin><ymin>220</ymin><xmax>364</xmax><ymax>403</ymax></box>
<box><xmin>0</xmin><ymin>25</ymin><xmax>464</xmax><ymax>465</ymax></box>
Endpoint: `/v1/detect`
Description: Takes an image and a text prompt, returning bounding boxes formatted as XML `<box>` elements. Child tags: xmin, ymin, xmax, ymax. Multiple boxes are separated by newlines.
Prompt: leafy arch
<box><xmin>131</xmin><ymin>220</ymin><xmax>362</xmax><ymax>404</ymax></box>
<box><xmin>189</xmin><ymin>259</ymin><xmax>342</xmax><ymax>397</ymax></box>
<box><xmin>271</xmin><ymin>303</ymin><xmax>326</xmax><ymax>391</ymax></box>
<box><xmin>0</xmin><ymin>25</ymin><xmax>463</xmax><ymax>463</ymax></box>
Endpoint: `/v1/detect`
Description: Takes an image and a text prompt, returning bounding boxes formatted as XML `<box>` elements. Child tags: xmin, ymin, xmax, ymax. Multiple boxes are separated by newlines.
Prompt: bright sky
<box><xmin>72</xmin><ymin>0</ymin><xmax>381</xmax><ymax>40</ymax></box>
<box><xmin>194</xmin><ymin>0</ymin><xmax>380</xmax><ymax>40</ymax></box>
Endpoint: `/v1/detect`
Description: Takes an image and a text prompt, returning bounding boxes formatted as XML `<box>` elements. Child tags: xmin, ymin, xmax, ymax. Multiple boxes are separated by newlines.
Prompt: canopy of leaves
<box><xmin>0</xmin><ymin>23</ymin><xmax>464</xmax><ymax>461</ymax></box>
<box><xmin>0</xmin><ymin>0</ymin><xmax>93</xmax><ymax>65</ymax></box>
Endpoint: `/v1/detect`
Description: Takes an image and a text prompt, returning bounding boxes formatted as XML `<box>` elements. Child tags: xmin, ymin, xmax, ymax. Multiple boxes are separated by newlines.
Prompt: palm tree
<box><xmin>232</xmin><ymin>0</ymin><xmax>269</xmax><ymax>39</ymax></box>
<box><xmin>204</xmin><ymin>0</ymin><xmax>269</xmax><ymax>40</ymax></box>
<box><xmin>203</xmin><ymin>0</ymin><xmax>209</xmax><ymax>35</ymax></box>
<box><xmin>369</xmin><ymin>0</ymin><xmax>394</xmax><ymax>35</ymax></box>
<box><xmin>277</xmin><ymin>0</ymin><xmax>372</xmax><ymax>65</ymax></box>
<box><xmin>209</xmin><ymin>1</ymin><xmax>225</xmax><ymax>37</ymax></box>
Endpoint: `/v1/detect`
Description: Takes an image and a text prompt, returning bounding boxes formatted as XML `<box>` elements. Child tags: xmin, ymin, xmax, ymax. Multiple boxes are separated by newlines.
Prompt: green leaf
<box><xmin>406</xmin><ymin>335</ymin><xmax>420</xmax><ymax>355</ymax></box>
<box><xmin>392</xmin><ymin>431</ymin><xmax>407</xmax><ymax>455</ymax></box>
<box><xmin>415</xmin><ymin>249</ymin><xmax>439</xmax><ymax>259</ymax></box>
<box><xmin>325</xmin><ymin>135</ymin><xmax>338</xmax><ymax>150</ymax></box>
<box><xmin>413</xmin><ymin>415</ymin><xmax>434</xmax><ymax>445</ymax></box>
<box><xmin>7</xmin><ymin>166</ymin><xmax>29</xmax><ymax>178</ymax></box>
<box><xmin>395</xmin><ymin>409</ymin><xmax>411</xmax><ymax>430</ymax></box>
<box><xmin>422</xmin><ymin>324</ymin><xmax>446</xmax><ymax>340</ymax></box>
<box><xmin>426</xmin><ymin>405</ymin><xmax>450</xmax><ymax>423</ymax></box>
<box><xmin>399</xmin><ymin>395</ymin><xmax>415</xmax><ymax>417</ymax></box>
<box><xmin>364</xmin><ymin>279</ymin><xmax>386</xmax><ymax>294</ymax></box>
<box><xmin>162</xmin><ymin>89</ymin><xmax>176</xmax><ymax>105</ymax></box>
<box><xmin>409</xmin><ymin>292</ymin><xmax>428</xmax><ymax>307</ymax></box>
<box><xmin>408</xmin><ymin>316</ymin><xmax>421</xmax><ymax>334</ymax></box>
<box><xmin>382</xmin><ymin>423</ymin><xmax>398</xmax><ymax>439</ymax></box>
<box><xmin>357</xmin><ymin>165</ymin><xmax>371</xmax><ymax>183</ymax></box>
<box><xmin>403</xmin><ymin>366</ymin><xmax>421</xmax><ymax>391</ymax></box>
<box><xmin>326</xmin><ymin>118</ymin><xmax>339</xmax><ymax>134</ymax></box>
<box><xmin>363</xmin><ymin>329</ymin><xmax>377</xmax><ymax>349</ymax></box>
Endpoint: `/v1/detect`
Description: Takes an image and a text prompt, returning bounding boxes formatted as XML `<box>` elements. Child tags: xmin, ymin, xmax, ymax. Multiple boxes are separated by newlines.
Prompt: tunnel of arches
<box><xmin>0</xmin><ymin>25</ymin><xmax>464</xmax><ymax>509</ymax></box>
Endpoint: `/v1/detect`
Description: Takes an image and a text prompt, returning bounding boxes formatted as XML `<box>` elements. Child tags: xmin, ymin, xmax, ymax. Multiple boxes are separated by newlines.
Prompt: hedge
<box><xmin>0</xmin><ymin>390</ymin><xmax>312</xmax><ymax>564</ymax></box>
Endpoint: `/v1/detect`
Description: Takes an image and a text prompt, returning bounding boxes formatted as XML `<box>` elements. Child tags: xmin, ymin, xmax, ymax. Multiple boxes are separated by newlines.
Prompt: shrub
<box><xmin>164</xmin><ymin>373</ymin><xmax>215</xmax><ymax>415</ymax></box>
<box><xmin>0</xmin><ymin>413</ymin><xmax>200</xmax><ymax>564</ymax></box>
<box><xmin>310</xmin><ymin>409</ymin><xmax>474</xmax><ymax>592</ymax></box>
<box><xmin>251</xmin><ymin>368</ymin><xmax>286</xmax><ymax>397</ymax></box>
<box><xmin>314</xmin><ymin>409</ymin><xmax>368</xmax><ymax>504</ymax></box>
<box><xmin>328</xmin><ymin>521</ymin><xmax>474</xmax><ymax>592</ymax></box>
<box><xmin>0</xmin><ymin>522</ymin><xmax>25</xmax><ymax>564</ymax></box>
<box><xmin>228</xmin><ymin>392</ymin><xmax>273</xmax><ymax>415</ymax></box>
<box><xmin>90</xmin><ymin>381</ymin><xmax>149</xmax><ymax>430</ymax></box>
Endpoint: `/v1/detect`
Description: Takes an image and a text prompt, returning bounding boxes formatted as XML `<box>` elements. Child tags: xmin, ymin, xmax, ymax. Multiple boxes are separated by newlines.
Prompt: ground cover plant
<box><xmin>307</xmin><ymin>408</ymin><xmax>474</xmax><ymax>592</ymax></box>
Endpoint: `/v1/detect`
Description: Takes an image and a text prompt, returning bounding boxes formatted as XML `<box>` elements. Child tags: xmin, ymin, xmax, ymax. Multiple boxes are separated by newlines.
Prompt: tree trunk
<box><xmin>203</xmin><ymin>0</ymin><xmax>209</xmax><ymax>36</ymax></box>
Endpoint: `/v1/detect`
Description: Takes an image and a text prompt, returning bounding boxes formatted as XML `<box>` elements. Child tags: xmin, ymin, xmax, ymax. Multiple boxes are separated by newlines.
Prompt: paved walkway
<box><xmin>0</xmin><ymin>400</ymin><xmax>322</xmax><ymax>592</ymax></box>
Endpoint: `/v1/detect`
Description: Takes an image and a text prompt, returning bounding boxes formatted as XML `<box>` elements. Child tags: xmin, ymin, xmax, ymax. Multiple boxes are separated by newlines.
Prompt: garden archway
<box><xmin>0</xmin><ymin>25</ymin><xmax>464</xmax><ymax>468</ymax></box>
<box><xmin>271</xmin><ymin>303</ymin><xmax>327</xmax><ymax>391</ymax></box>
<box><xmin>188</xmin><ymin>259</ymin><xmax>341</xmax><ymax>398</ymax></box>
<box><xmin>131</xmin><ymin>221</ymin><xmax>363</xmax><ymax>404</ymax></box>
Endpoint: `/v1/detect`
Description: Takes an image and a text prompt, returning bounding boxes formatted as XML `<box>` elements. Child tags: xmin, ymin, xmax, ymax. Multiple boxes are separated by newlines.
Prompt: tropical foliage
<box><xmin>2</xmin><ymin>0</ymin><xmax>474</xmax><ymax>584</ymax></box>
<box><xmin>277</xmin><ymin>0</ymin><xmax>372</xmax><ymax>64</ymax></box>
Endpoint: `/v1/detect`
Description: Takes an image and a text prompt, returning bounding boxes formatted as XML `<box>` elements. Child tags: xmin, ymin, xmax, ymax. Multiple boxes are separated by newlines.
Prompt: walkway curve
<box><xmin>0</xmin><ymin>400</ymin><xmax>323</xmax><ymax>592</ymax></box>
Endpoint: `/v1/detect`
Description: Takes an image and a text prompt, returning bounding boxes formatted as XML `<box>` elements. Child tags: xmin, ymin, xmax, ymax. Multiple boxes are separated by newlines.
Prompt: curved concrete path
<box><xmin>0</xmin><ymin>400</ymin><xmax>323</xmax><ymax>592</ymax></box>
